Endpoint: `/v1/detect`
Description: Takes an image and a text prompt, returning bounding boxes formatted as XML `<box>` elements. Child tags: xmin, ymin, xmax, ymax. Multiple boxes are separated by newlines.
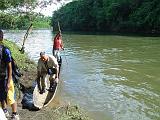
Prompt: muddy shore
<box><xmin>4</xmin><ymin>40</ymin><xmax>92</xmax><ymax>120</ymax></box>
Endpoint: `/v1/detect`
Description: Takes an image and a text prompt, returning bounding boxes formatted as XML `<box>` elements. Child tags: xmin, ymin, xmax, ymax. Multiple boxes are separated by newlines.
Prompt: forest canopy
<box><xmin>51</xmin><ymin>0</ymin><xmax>160</xmax><ymax>34</ymax></box>
<box><xmin>0</xmin><ymin>0</ymin><xmax>64</xmax><ymax>29</ymax></box>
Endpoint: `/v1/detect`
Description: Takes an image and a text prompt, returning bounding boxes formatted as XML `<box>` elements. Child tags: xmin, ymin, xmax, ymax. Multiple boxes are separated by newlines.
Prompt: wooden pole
<box><xmin>58</xmin><ymin>21</ymin><xmax>61</xmax><ymax>33</ymax></box>
<box><xmin>22</xmin><ymin>23</ymin><xmax>33</xmax><ymax>46</ymax></box>
<box><xmin>57</xmin><ymin>22</ymin><xmax>68</xmax><ymax>65</ymax></box>
<box><xmin>19</xmin><ymin>23</ymin><xmax>33</xmax><ymax>53</ymax></box>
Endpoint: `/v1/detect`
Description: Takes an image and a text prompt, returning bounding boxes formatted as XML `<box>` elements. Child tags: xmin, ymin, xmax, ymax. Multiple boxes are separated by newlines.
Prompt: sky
<box><xmin>35</xmin><ymin>0</ymin><xmax>72</xmax><ymax>16</ymax></box>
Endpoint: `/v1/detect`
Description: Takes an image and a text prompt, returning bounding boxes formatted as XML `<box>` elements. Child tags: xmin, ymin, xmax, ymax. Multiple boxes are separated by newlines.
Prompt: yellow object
<box><xmin>7</xmin><ymin>79</ymin><xmax>15</xmax><ymax>105</ymax></box>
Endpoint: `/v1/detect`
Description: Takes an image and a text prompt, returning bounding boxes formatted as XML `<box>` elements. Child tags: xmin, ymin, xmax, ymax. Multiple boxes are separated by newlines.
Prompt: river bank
<box><xmin>4</xmin><ymin>40</ymin><xmax>92</xmax><ymax>120</ymax></box>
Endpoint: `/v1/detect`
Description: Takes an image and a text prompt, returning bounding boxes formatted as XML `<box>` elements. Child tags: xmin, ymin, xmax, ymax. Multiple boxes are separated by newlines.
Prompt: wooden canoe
<box><xmin>33</xmin><ymin>57</ymin><xmax>62</xmax><ymax>109</ymax></box>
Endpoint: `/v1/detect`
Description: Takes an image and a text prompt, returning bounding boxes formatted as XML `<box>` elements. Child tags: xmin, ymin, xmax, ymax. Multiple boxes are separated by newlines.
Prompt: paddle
<box><xmin>57</xmin><ymin>22</ymin><xmax>68</xmax><ymax>65</ymax></box>
<box><xmin>58</xmin><ymin>21</ymin><xmax>61</xmax><ymax>34</ymax></box>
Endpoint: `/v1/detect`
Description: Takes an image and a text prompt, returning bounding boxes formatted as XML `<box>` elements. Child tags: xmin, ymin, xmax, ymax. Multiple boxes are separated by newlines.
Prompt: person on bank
<box><xmin>53</xmin><ymin>31</ymin><xmax>64</xmax><ymax>62</ymax></box>
<box><xmin>0</xmin><ymin>30</ymin><xmax>19</xmax><ymax>120</ymax></box>
<box><xmin>37</xmin><ymin>52</ymin><xmax>59</xmax><ymax>94</ymax></box>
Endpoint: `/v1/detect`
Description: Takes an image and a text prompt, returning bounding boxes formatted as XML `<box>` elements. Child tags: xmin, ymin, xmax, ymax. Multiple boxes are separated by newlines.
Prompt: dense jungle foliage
<box><xmin>51</xmin><ymin>0</ymin><xmax>160</xmax><ymax>34</ymax></box>
<box><xmin>0</xmin><ymin>0</ymin><xmax>36</xmax><ymax>10</ymax></box>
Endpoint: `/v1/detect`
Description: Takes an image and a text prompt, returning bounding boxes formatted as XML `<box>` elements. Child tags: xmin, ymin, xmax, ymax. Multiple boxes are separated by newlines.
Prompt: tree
<box><xmin>51</xmin><ymin>0</ymin><xmax>160</xmax><ymax>34</ymax></box>
<box><xmin>0</xmin><ymin>0</ymin><xmax>36</xmax><ymax>10</ymax></box>
<box><xmin>0</xmin><ymin>0</ymin><xmax>68</xmax><ymax>29</ymax></box>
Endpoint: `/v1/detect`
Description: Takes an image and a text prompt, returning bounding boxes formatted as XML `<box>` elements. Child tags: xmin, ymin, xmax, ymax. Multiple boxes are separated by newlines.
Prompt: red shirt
<box><xmin>53</xmin><ymin>33</ymin><xmax>63</xmax><ymax>50</ymax></box>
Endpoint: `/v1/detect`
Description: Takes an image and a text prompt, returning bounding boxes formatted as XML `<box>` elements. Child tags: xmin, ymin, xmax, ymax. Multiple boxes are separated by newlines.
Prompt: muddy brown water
<box><xmin>5</xmin><ymin>30</ymin><xmax>160</xmax><ymax>120</ymax></box>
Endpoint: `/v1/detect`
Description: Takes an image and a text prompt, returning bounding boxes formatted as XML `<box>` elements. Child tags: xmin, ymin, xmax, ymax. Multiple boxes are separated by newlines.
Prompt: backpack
<box><xmin>11</xmin><ymin>57</ymin><xmax>23</xmax><ymax>84</ymax></box>
<box><xmin>0</xmin><ymin>45</ymin><xmax>7</xmax><ymax>79</ymax></box>
<box><xmin>0</xmin><ymin>45</ymin><xmax>22</xmax><ymax>84</ymax></box>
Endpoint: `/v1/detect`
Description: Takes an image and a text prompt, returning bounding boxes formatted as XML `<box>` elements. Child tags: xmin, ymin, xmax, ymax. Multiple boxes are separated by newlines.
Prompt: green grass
<box><xmin>3</xmin><ymin>40</ymin><xmax>37</xmax><ymax>98</ymax></box>
<box><xmin>3</xmin><ymin>40</ymin><xmax>36</xmax><ymax>71</ymax></box>
<box><xmin>32</xmin><ymin>21</ymin><xmax>51</xmax><ymax>29</ymax></box>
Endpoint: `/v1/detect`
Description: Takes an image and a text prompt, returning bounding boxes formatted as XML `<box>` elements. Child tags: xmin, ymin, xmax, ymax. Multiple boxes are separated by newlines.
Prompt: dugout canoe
<box><xmin>33</xmin><ymin>57</ymin><xmax>62</xmax><ymax>109</ymax></box>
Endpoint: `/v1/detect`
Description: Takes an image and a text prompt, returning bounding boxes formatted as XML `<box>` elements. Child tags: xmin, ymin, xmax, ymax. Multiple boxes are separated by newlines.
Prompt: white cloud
<box><xmin>35</xmin><ymin>0</ymin><xmax>72</xmax><ymax>16</ymax></box>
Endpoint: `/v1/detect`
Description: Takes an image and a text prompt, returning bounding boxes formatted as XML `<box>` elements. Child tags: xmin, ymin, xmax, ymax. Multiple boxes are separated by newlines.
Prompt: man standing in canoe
<box><xmin>52</xmin><ymin>31</ymin><xmax>64</xmax><ymax>62</ymax></box>
<box><xmin>37</xmin><ymin>52</ymin><xmax>59</xmax><ymax>94</ymax></box>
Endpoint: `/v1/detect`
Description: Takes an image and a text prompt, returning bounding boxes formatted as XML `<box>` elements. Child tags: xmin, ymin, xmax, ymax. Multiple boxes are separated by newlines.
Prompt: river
<box><xmin>4</xmin><ymin>30</ymin><xmax>160</xmax><ymax>120</ymax></box>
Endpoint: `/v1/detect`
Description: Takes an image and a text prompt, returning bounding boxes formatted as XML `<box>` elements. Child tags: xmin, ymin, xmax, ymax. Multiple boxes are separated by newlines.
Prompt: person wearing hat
<box><xmin>37</xmin><ymin>52</ymin><xmax>59</xmax><ymax>94</ymax></box>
